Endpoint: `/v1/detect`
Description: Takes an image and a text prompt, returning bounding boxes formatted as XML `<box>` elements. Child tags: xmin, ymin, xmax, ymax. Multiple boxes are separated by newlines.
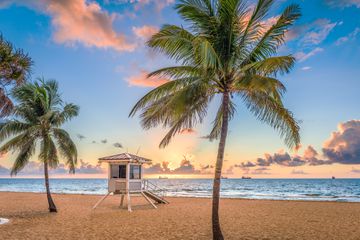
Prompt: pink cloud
<box><xmin>2</xmin><ymin>0</ymin><xmax>135</xmax><ymax>52</ymax></box>
<box><xmin>302</xmin><ymin>19</ymin><xmax>338</xmax><ymax>45</ymax></box>
<box><xmin>180</xmin><ymin>128</ymin><xmax>197</xmax><ymax>135</ymax></box>
<box><xmin>294</xmin><ymin>47</ymin><xmax>324</xmax><ymax>62</ymax></box>
<box><xmin>132</xmin><ymin>25</ymin><xmax>159</xmax><ymax>40</ymax></box>
<box><xmin>46</xmin><ymin>0</ymin><xmax>135</xmax><ymax>51</ymax></box>
<box><xmin>126</xmin><ymin>70</ymin><xmax>169</xmax><ymax>87</ymax></box>
<box><xmin>335</xmin><ymin>27</ymin><xmax>360</xmax><ymax>46</ymax></box>
<box><xmin>0</xmin><ymin>151</ymin><xmax>7</xmax><ymax>159</ymax></box>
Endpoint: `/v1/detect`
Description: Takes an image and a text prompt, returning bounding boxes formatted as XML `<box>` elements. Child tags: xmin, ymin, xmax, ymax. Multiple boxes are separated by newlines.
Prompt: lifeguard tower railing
<box><xmin>112</xmin><ymin>179</ymin><xmax>168</xmax><ymax>204</ymax></box>
<box><xmin>142</xmin><ymin>179</ymin><xmax>167</xmax><ymax>199</ymax></box>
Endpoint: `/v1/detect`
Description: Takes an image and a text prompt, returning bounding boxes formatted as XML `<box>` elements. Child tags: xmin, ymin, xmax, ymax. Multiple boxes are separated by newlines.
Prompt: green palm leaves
<box><xmin>130</xmin><ymin>0</ymin><xmax>301</xmax><ymax>149</ymax></box>
<box><xmin>0</xmin><ymin>35</ymin><xmax>33</xmax><ymax>117</ymax></box>
<box><xmin>0</xmin><ymin>78</ymin><xmax>79</xmax><ymax>175</ymax></box>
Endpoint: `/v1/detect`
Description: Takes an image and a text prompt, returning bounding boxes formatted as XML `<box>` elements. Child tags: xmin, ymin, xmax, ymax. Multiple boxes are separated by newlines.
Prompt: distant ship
<box><xmin>159</xmin><ymin>176</ymin><xmax>168</xmax><ymax>179</ymax></box>
<box><xmin>332</xmin><ymin>176</ymin><xmax>336</xmax><ymax>179</ymax></box>
<box><xmin>242</xmin><ymin>176</ymin><xmax>252</xmax><ymax>179</ymax></box>
<box><xmin>221</xmin><ymin>176</ymin><xmax>228</xmax><ymax>179</ymax></box>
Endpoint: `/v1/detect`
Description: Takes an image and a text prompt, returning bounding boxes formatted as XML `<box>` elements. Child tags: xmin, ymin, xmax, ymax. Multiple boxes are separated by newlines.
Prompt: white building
<box><xmin>92</xmin><ymin>153</ymin><xmax>168</xmax><ymax>211</ymax></box>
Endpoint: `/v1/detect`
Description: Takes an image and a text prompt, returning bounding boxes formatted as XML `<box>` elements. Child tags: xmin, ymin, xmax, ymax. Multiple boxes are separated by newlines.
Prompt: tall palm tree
<box><xmin>129</xmin><ymin>0</ymin><xmax>301</xmax><ymax>239</ymax></box>
<box><xmin>0</xmin><ymin>34</ymin><xmax>33</xmax><ymax>117</ymax></box>
<box><xmin>0</xmin><ymin>78</ymin><xmax>79</xmax><ymax>212</ymax></box>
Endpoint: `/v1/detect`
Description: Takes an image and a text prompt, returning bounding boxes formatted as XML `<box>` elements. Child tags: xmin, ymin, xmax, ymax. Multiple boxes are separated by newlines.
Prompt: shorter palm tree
<box><xmin>0</xmin><ymin>78</ymin><xmax>79</xmax><ymax>212</ymax></box>
<box><xmin>0</xmin><ymin>34</ymin><xmax>33</xmax><ymax>117</ymax></box>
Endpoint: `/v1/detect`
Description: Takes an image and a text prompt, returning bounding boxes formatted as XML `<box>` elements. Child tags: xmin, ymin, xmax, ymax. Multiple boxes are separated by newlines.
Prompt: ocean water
<box><xmin>1</xmin><ymin>178</ymin><xmax>360</xmax><ymax>202</ymax></box>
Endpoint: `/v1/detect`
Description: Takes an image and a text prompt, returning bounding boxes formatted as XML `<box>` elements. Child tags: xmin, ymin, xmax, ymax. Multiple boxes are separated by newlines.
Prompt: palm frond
<box><xmin>242</xmin><ymin>4</ymin><xmax>301</xmax><ymax>64</ymax></box>
<box><xmin>139</xmin><ymin>80</ymin><xmax>211</xmax><ymax>130</ymax></box>
<box><xmin>10</xmin><ymin>140</ymin><xmax>36</xmax><ymax>175</ymax></box>
<box><xmin>52</xmin><ymin>103</ymin><xmax>79</xmax><ymax>126</ymax></box>
<box><xmin>175</xmin><ymin>0</ymin><xmax>218</xmax><ymax>34</ymax></box>
<box><xmin>148</xmin><ymin>25</ymin><xmax>195</xmax><ymax>64</ymax></box>
<box><xmin>242</xmin><ymin>91</ymin><xmax>300</xmax><ymax>148</ymax></box>
<box><xmin>234</xmin><ymin>74</ymin><xmax>286</xmax><ymax>101</ymax></box>
<box><xmin>39</xmin><ymin>134</ymin><xmax>59</xmax><ymax>169</ymax></box>
<box><xmin>0</xmin><ymin>131</ymin><xmax>37</xmax><ymax>153</ymax></box>
<box><xmin>148</xmin><ymin>66</ymin><xmax>200</xmax><ymax>79</ymax></box>
<box><xmin>129</xmin><ymin>77</ymin><xmax>199</xmax><ymax>117</ymax></box>
<box><xmin>0</xmin><ymin>120</ymin><xmax>32</xmax><ymax>142</ymax></box>
<box><xmin>238</xmin><ymin>0</ymin><xmax>274</xmax><ymax>49</ymax></box>
<box><xmin>158</xmin><ymin>89</ymin><xmax>211</xmax><ymax>147</ymax></box>
<box><xmin>241</xmin><ymin>55</ymin><xmax>295</xmax><ymax>77</ymax></box>
<box><xmin>53</xmin><ymin>128</ymin><xmax>77</xmax><ymax>173</ymax></box>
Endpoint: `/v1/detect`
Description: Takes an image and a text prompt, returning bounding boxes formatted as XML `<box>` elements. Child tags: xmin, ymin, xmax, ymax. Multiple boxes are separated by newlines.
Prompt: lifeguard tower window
<box><xmin>111</xmin><ymin>165</ymin><xmax>126</xmax><ymax>178</ymax></box>
<box><xmin>130</xmin><ymin>165</ymin><xmax>141</xmax><ymax>179</ymax></box>
<box><xmin>119</xmin><ymin>165</ymin><xmax>126</xmax><ymax>178</ymax></box>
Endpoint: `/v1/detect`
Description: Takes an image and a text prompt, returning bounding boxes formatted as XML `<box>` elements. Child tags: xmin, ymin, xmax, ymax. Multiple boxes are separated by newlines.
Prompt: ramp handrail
<box><xmin>142</xmin><ymin>179</ymin><xmax>166</xmax><ymax>199</ymax></box>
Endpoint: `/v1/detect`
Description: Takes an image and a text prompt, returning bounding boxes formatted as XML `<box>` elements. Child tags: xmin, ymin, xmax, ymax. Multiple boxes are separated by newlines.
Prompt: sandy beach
<box><xmin>0</xmin><ymin>192</ymin><xmax>359</xmax><ymax>239</ymax></box>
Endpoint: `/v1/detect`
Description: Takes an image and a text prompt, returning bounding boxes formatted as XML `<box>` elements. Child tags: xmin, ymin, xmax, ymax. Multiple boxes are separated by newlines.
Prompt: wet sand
<box><xmin>1</xmin><ymin>192</ymin><xmax>360</xmax><ymax>239</ymax></box>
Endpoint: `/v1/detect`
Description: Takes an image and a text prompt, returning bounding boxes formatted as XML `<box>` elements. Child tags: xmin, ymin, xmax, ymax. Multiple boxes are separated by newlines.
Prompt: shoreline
<box><xmin>1</xmin><ymin>190</ymin><xmax>360</xmax><ymax>204</ymax></box>
<box><xmin>1</xmin><ymin>192</ymin><xmax>360</xmax><ymax>239</ymax></box>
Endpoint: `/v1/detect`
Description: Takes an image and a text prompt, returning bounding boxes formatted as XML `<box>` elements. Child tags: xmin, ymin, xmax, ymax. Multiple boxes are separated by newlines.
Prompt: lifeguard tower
<box><xmin>92</xmin><ymin>152</ymin><xmax>168</xmax><ymax>211</ymax></box>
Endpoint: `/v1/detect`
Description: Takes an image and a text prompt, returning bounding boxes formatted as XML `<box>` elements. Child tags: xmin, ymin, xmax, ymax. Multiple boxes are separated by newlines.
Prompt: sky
<box><xmin>0</xmin><ymin>0</ymin><xmax>360</xmax><ymax>179</ymax></box>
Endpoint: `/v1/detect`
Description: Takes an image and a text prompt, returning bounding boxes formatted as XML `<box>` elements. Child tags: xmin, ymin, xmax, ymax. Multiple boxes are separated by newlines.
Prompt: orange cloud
<box><xmin>0</xmin><ymin>151</ymin><xmax>7</xmax><ymax>159</ymax></box>
<box><xmin>133</xmin><ymin>25</ymin><xmax>159</xmax><ymax>40</ymax></box>
<box><xmin>126</xmin><ymin>70</ymin><xmax>169</xmax><ymax>87</ymax></box>
<box><xmin>47</xmin><ymin>0</ymin><xmax>135</xmax><ymax>51</ymax></box>
<box><xmin>180</xmin><ymin>128</ymin><xmax>197</xmax><ymax>135</ymax></box>
<box><xmin>2</xmin><ymin>0</ymin><xmax>135</xmax><ymax>51</ymax></box>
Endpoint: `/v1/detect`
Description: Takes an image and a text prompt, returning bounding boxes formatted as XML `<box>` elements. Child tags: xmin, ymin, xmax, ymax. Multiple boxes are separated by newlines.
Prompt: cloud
<box><xmin>225</xmin><ymin>166</ymin><xmax>234</xmax><ymax>175</ymax></box>
<box><xmin>76</xmin><ymin>159</ymin><xmax>105</xmax><ymax>174</ymax></box>
<box><xmin>255</xmin><ymin>152</ymin><xmax>307</xmax><ymax>167</ymax></box>
<box><xmin>291</xmin><ymin>169</ymin><xmax>308</xmax><ymax>175</ymax></box>
<box><xmin>289</xmin><ymin>19</ymin><xmax>339</xmax><ymax>63</ymax></box>
<box><xmin>200</xmin><ymin>164</ymin><xmax>214</xmax><ymax>170</ymax></box>
<box><xmin>77</xmin><ymin>134</ymin><xmax>86</xmax><ymax>141</ymax></box>
<box><xmin>235</xmin><ymin>162</ymin><xmax>256</xmax><ymax>168</ymax></box>
<box><xmin>0</xmin><ymin>159</ymin><xmax>105</xmax><ymax>176</ymax></box>
<box><xmin>2</xmin><ymin>0</ymin><xmax>135</xmax><ymax>52</ymax></box>
<box><xmin>335</xmin><ymin>27</ymin><xmax>360</xmax><ymax>45</ymax></box>
<box><xmin>322</xmin><ymin>120</ymin><xmax>360</xmax><ymax>164</ymax></box>
<box><xmin>302</xmin><ymin>19</ymin><xmax>338</xmax><ymax>45</ymax></box>
<box><xmin>251</xmin><ymin>167</ymin><xmax>271</xmax><ymax>175</ymax></box>
<box><xmin>301</xmin><ymin>66</ymin><xmax>312</xmax><ymax>71</ymax></box>
<box><xmin>240</xmin><ymin>166</ymin><xmax>271</xmax><ymax>175</ymax></box>
<box><xmin>143</xmin><ymin>157</ymin><xmax>211</xmax><ymax>175</ymax></box>
<box><xmin>113</xmin><ymin>142</ymin><xmax>123</xmax><ymax>148</ymax></box>
<box><xmin>143</xmin><ymin>161</ymin><xmax>171</xmax><ymax>174</ymax></box>
<box><xmin>241</xmin><ymin>120</ymin><xmax>360</xmax><ymax>168</ymax></box>
<box><xmin>286</xmin><ymin>19</ymin><xmax>338</xmax><ymax>45</ymax></box>
<box><xmin>126</xmin><ymin>70</ymin><xmax>169</xmax><ymax>87</ymax></box>
<box><xmin>325</xmin><ymin>0</ymin><xmax>360</xmax><ymax>8</ymax></box>
<box><xmin>295</xmin><ymin>48</ymin><xmax>324</xmax><ymax>62</ymax></box>
<box><xmin>180</xmin><ymin>128</ymin><xmax>197</xmax><ymax>135</ymax></box>
<box><xmin>172</xmin><ymin>159</ymin><xmax>201</xmax><ymax>174</ymax></box>
<box><xmin>0</xmin><ymin>165</ymin><xmax>10</xmax><ymax>175</ymax></box>
<box><xmin>351</xmin><ymin>167</ymin><xmax>360</xmax><ymax>173</ymax></box>
<box><xmin>132</xmin><ymin>25</ymin><xmax>159</xmax><ymax>40</ymax></box>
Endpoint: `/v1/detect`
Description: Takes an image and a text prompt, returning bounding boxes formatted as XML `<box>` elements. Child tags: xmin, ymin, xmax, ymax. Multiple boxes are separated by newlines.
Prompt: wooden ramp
<box><xmin>143</xmin><ymin>190</ymin><xmax>169</xmax><ymax>204</ymax></box>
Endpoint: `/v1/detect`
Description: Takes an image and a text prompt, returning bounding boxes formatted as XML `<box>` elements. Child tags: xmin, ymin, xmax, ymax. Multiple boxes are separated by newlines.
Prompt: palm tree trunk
<box><xmin>44</xmin><ymin>161</ymin><xmax>57</xmax><ymax>212</ymax></box>
<box><xmin>212</xmin><ymin>92</ymin><xmax>230</xmax><ymax>240</ymax></box>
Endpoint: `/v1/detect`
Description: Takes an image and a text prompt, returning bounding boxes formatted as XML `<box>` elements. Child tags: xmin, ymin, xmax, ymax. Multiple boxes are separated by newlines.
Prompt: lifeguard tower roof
<box><xmin>98</xmin><ymin>153</ymin><xmax>151</xmax><ymax>164</ymax></box>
